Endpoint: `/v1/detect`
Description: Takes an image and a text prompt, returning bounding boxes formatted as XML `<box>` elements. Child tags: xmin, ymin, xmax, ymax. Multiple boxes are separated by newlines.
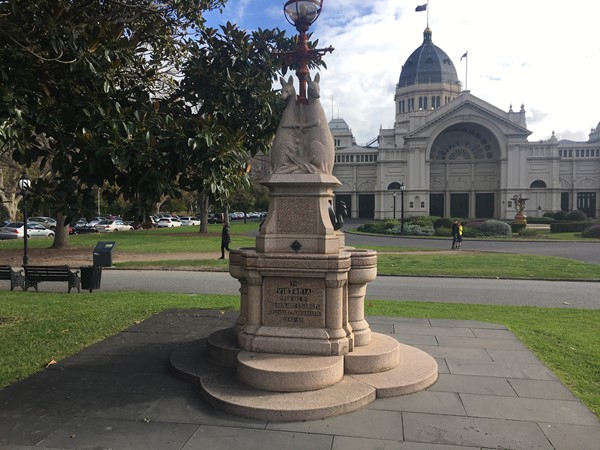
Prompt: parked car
<box><xmin>0</xmin><ymin>222</ymin><xmax>55</xmax><ymax>239</ymax></box>
<box><xmin>88</xmin><ymin>216</ymin><xmax>107</xmax><ymax>227</ymax></box>
<box><xmin>94</xmin><ymin>219</ymin><xmax>134</xmax><ymax>232</ymax></box>
<box><xmin>28</xmin><ymin>216</ymin><xmax>57</xmax><ymax>230</ymax></box>
<box><xmin>156</xmin><ymin>217</ymin><xmax>182</xmax><ymax>228</ymax></box>
<box><xmin>179</xmin><ymin>216</ymin><xmax>201</xmax><ymax>226</ymax></box>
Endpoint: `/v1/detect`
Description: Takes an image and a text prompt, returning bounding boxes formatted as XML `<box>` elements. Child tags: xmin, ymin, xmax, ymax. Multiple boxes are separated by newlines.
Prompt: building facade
<box><xmin>331</xmin><ymin>28</ymin><xmax>600</xmax><ymax>220</ymax></box>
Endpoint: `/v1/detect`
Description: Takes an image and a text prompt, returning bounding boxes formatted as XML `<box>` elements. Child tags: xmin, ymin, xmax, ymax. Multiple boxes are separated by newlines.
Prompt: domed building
<box><xmin>331</xmin><ymin>28</ymin><xmax>599</xmax><ymax>220</ymax></box>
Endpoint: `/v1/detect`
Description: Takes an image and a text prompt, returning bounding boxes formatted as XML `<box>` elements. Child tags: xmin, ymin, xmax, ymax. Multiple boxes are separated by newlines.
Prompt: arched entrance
<box><xmin>429</xmin><ymin>122</ymin><xmax>501</xmax><ymax>218</ymax></box>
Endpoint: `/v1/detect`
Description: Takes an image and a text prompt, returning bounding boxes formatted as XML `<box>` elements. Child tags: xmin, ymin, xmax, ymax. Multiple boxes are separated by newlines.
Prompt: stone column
<box><xmin>346</xmin><ymin>248</ymin><xmax>377</xmax><ymax>346</ymax></box>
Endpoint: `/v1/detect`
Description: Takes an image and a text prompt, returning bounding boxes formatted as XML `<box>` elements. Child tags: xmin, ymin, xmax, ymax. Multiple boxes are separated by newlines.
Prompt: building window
<box><xmin>423</xmin><ymin>96</ymin><xmax>427</xmax><ymax>110</ymax></box>
<box><xmin>530</xmin><ymin>180</ymin><xmax>547</xmax><ymax>188</ymax></box>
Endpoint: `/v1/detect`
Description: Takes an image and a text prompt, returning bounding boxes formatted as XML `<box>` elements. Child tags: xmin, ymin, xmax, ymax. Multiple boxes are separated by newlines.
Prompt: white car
<box><xmin>28</xmin><ymin>216</ymin><xmax>57</xmax><ymax>230</ymax></box>
<box><xmin>156</xmin><ymin>217</ymin><xmax>182</xmax><ymax>228</ymax></box>
<box><xmin>0</xmin><ymin>222</ymin><xmax>55</xmax><ymax>239</ymax></box>
<box><xmin>94</xmin><ymin>219</ymin><xmax>134</xmax><ymax>232</ymax></box>
<box><xmin>179</xmin><ymin>216</ymin><xmax>201</xmax><ymax>226</ymax></box>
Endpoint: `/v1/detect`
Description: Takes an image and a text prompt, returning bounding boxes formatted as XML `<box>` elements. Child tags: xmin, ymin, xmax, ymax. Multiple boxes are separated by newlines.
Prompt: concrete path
<box><xmin>26</xmin><ymin>269</ymin><xmax>597</xmax><ymax>309</ymax></box>
<box><xmin>1</xmin><ymin>309</ymin><xmax>598</xmax><ymax>449</ymax></box>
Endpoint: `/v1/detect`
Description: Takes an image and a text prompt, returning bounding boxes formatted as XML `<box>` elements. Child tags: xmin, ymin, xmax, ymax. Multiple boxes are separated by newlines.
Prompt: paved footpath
<box><xmin>1</xmin><ymin>309</ymin><xmax>598</xmax><ymax>450</ymax></box>
<box><xmin>32</xmin><ymin>269</ymin><xmax>598</xmax><ymax>309</ymax></box>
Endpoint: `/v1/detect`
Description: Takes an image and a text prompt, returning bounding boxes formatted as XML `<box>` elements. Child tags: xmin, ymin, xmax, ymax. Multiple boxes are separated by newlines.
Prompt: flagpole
<box><xmin>427</xmin><ymin>0</ymin><xmax>429</xmax><ymax>27</ymax></box>
<box><xmin>465</xmin><ymin>54</ymin><xmax>468</xmax><ymax>90</ymax></box>
<box><xmin>460</xmin><ymin>51</ymin><xmax>468</xmax><ymax>91</ymax></box>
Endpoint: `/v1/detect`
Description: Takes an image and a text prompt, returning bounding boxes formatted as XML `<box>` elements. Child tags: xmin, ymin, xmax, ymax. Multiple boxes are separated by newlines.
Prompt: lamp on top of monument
<box><xmin>284</xmin><ymin>0</ymin><xmax>322</xmax><ymax>29</ymax></box>
<box><xmin>280</xmin><ymin>0</ymin><xmax>333</xmax><ymax>104</ymax></box>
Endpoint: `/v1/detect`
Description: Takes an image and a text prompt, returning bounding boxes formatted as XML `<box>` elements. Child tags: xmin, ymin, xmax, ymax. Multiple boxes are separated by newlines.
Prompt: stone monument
<box><xmin>170</xmin><ymin>0</ymin><xmax>437</xmax><ymax>421</ymax></box>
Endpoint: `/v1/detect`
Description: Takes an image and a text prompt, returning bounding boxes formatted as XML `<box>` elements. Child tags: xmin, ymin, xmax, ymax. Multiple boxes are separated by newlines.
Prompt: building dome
<box><xmin>398</xmin><ymin>28</ymin><xmax>459</xmax><ymax>87</ymax></box>
<box><xmin>328</xmin><ymin>118</ymin><xmax>350</xmax><ymax>131</ymax></box>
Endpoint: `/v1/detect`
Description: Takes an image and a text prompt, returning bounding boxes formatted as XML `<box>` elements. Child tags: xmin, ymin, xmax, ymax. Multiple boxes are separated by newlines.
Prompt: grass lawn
<box><xmin>0</xmin><ymin>292</ymin><xmax>598</xmax><ymax>418</ymax></box>
<box><xmin>376</xmin><ymin>252</ymin><xmax>600</xmax><ymax>280</ymax></box>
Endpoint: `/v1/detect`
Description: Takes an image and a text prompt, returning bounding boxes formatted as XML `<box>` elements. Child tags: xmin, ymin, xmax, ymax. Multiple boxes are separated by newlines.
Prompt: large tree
<box><xmin>0</xmin><ymin>0</ymin><xmax>229</xmax><ymax>246</ymax></box>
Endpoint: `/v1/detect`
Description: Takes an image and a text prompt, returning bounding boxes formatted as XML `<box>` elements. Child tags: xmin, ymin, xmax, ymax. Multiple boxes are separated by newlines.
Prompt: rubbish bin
<box><xmin>80</xmin><ymin>265</ymin><xmax>102</xmax><ymax>292</ymax></box>
<box><xmin>93</xmin><ymin>241</ymin><xmax>116</xmax><ymax>267</ymax></box>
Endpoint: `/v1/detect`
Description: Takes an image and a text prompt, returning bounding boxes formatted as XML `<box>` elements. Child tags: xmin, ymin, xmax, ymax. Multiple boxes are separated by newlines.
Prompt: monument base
<box><xmin>170</xmin><ymin>329</ymin><xmax>438</xmax><ymax>422</ymax></box>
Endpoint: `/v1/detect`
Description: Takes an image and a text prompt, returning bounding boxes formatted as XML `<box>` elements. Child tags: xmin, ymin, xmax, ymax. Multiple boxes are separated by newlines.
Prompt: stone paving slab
<box><xmin>0</xmin><ymin>309</ymin><xmax>598</xmax><ymax>450</ymax></box>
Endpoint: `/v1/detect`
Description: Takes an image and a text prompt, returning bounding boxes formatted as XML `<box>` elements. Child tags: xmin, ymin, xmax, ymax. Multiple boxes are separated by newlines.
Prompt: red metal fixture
<box><xmin>280</xmin><ymin>0</ymin><xmax>333</xmax><ymax>104</ymax></box>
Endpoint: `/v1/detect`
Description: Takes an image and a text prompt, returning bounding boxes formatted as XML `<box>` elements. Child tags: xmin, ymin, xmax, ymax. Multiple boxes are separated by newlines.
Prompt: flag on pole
<box><xmin>415</xmin><ymin>4</ymin><xmax>427</xmax><ymax>12</ymax></box>
<box><xmin>460</xmin><ymin>51</ymin><xmax>468</xmax><ymax>60</ymax></box>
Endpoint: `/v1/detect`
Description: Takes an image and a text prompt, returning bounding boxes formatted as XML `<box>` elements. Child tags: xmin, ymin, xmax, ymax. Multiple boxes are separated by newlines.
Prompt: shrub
<box><xmin>581</xmin><ymin>224</ymin><xmax>600</xmax><ymax>238</ymax></box>
<box><xmin>433</xmin><ymin>217</ymin><xmax>453</xmax><ymax>229</ymax></box>
<box><xmin>382</xmin><ymin>218</ymin><xmax>399</xmax><ymax>229</ymax></box>
<box><xmin>464</xmin><ymin>220</ymin><xmax>488</xmax><ymax>230</ymax></box>
<box><xmin>518</xmin><ymin>228</ymin><xmax>539</xmax><ymax>238</ymax></box>
<box><xmin>550</xmin><ymin>222</ymin><xmax>591</xmax><ymax>233</ymax></box>
<box><xmin>405</xmin><ymin>215</ymin><xmax>436</xmax><ymax>227</ymax></box>
<box><xmin>511</xmin><ymin>223</ymin><xmax>526</xmax><ymax>233</ymax></box>
<box><xmin>553</xmin><ymin>210</ymin><xmax>568</xmax><ymax>221</ymax></box>
<box><xmin>401</xmin><ymin>224</ymin><xmax>435</xmax><ymax>236</ymax></box>
<box><xmin>566</xmin><ymin>210</ymin><xmax>588</xmax><ymax>221</ymax></box>
<box><xmin>479</xmin><ymin>220</ymin><xmax>512</xmax><ymax>236</ymax></box>
<box><xmin>526</xmin><ymin>216</ymin><xmax>555</xmax><ymax>224</ymax></box>
<box><xmin>358</xmin><ymin>222</ymin><xmax>387</xmax><ymax>233</ymax></box>
<box><xmin>542</xmin><ymin>212</ymin><xmax>555</xmax><ymax>219</ymax></box>
<box><xmin>434</xmin><ymin>226</ymin><xmax>452</xmax><ymax>237</ymax></box>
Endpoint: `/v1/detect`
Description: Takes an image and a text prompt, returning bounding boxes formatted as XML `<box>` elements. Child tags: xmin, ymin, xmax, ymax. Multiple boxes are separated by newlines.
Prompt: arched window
<box><xmin>387</xmin><ymin>182</ymin><xmax>402</xmax><ymax>190</ymax></box>
<box><xmin>530</xmin><ymin>180</ymin><xmax>547</xmax><ymax>188</ymax></box>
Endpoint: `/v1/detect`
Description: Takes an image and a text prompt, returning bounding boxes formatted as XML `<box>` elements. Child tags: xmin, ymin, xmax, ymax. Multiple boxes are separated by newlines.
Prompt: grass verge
<box><xmin>376</xmin><ymin>252</ymin><xmax>600</xmax><ymax>280</ymax></box>
<box><xmin>0</xmin><ymin>292</ymin><xmax>598</xmax><ymax>417</ymax></box>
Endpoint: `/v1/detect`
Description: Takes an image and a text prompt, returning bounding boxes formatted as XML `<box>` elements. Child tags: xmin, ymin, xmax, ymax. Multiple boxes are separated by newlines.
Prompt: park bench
<box><xmin>0</xmin><ymin>265</ymin><xmax>25</xmax><ymax>291</ymax></box>
<box><xmin>23</xmin><ymin>265</ymin><xmax>81</xmax><ymax>293</ymax></box>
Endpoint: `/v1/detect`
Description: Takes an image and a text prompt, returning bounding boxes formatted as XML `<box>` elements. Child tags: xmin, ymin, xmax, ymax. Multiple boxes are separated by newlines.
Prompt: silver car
<box><xmin>94</xmin><ymin>219</ymin><xmax>134</xmax><ymax>232</ymax></box>
<box><xmin>28</xmin><ymin>216</ymin><xmax>57</xmax><ymax>230</ymax></box>
<box><xmin>0</xmin><ymin>222</ymin><xmax>56</xmax><ymax>239</ymax></box>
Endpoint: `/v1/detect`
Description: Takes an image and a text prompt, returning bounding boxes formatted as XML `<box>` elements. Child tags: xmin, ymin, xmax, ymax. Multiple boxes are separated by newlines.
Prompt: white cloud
<box><xmin>213</xmin><ymin>0</ymin><xmax>600</xmax><ymax>144</ymax></box>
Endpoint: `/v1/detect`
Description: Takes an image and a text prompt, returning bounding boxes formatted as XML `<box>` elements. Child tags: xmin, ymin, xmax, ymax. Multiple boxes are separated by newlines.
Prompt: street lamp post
<box><xmin>393</xmin><ymin>192</ymin><xmax>397</xmax><ymax>219</ymax></box>
<box><xmin>399</xmin><ymin>182</ymin><xmax>406</xmax><ymax>234</ymax></box>
<box><xmin>279</xmin><ymin>0</ymin><xmax>334</xmax><ymax>104</ymax></box>
<box><xmin>18</xmin><ymin>173</ymin><xmax>31</xmax><ymax>266</ymax></box>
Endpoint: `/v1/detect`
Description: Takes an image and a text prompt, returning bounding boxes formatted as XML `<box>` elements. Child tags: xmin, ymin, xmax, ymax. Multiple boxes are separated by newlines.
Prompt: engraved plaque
<box><xmin>263</xmin><ymin>277</ymin><xmax>325</xmax><ymax>328</ymax></box>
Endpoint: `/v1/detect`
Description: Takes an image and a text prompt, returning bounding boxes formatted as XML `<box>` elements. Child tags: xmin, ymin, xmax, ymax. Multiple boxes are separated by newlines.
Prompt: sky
<box><xmin>205</xmin><ymin>0</ymin><xmax>600</xmax><ymax>145</ymax></box>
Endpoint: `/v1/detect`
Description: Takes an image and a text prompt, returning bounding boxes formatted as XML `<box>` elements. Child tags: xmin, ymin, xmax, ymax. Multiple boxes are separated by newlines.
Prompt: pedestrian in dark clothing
<box><xmin>219</xmin><ymin>220</ymin><xmax>231</xmax><ymax>259</ymax></box>
<box><xmin>451</xmin><ymin>220</ymin><xmax>459</xmax><ymax>249</ymax></box>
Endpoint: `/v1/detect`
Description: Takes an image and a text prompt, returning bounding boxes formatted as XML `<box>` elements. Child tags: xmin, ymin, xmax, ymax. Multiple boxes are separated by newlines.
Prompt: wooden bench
<box><xmin>23</xmin><ymin>265</ymin><xmax>81</xmax><ymax>293</ymax></box>
<box><xmin>0</xmin><ymin>265</ymin><xmax>25</xmax><ymax>291</ymax></box>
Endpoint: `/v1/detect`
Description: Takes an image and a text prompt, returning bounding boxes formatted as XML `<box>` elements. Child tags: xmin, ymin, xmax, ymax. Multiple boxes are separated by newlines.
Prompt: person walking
<box><xmin>451</xmin><ymin>220</ymin><xmax>459</xmax><ymax>249</ymax></box>
<box><xmin>219</xmin><ymin>218</ymin><xmax>231</xmax><ymax>259</ymax></box>
<box><xmin>456</xmin><ymin>221</ymin><xmax>464</xmax><ymax>250</ymax></box>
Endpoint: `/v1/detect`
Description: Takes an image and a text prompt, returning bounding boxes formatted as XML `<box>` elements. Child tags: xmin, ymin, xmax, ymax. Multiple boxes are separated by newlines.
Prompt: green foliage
<box><xmin>433</xmin><ymin>217</ymin><xmax>453</xmax><ymax>229</ymax></box>
<box><xmin>566</xmin><ymin>210</ymin><xmax>588</xmax><ymax>221</ymax></box>
<box><xmin>388</xmin><ymin>224</ymin><xmax>434</xmax><ymax>236</ymax></box>
<box><xmin>405</xmin><ymin>215</ymin><xmax>436</xmax><ymax>227</ymax></box>
<box><xmin>551</xmin><ymin>221</ymin><xmax>592</xmax><ymax>233</ymax></box>
<box><xmin>434</xmin><ymin>226</ymin><xmax>452</xmax><ymax>237</ymax></box>
<box><xmin>581</xmin><ymin>224</ymin><xmax>600</xmax><ymax>238</ymax></box>
<box><xmin>518</xmin><ymin>228</ymin><xmax>539</xmax><ymax>237</ymax></box>
<box><xmin>553</xmin><ymin>210</ymin><xmax>569</xmax><ymax>221</ymax></box>
<box><xmin>478</xmin><ymin>219</ymin><xmax>512</xmax><ymax>236</ymax></box>
<box><xmin>382</xmin><ymin>218</ymin><xmax>400</xmax><ymax>229</ymax></box>
<box><xmin>1</xmin><ymin>1</ymin><xmax>297</xmax><ymax>237</ymax></box>
<box><xmin>526</xmin><ymin>216</ymin><xmax>555</xmax><ymax>224</ymax></box>
<box><xmin>357</xmin><ymin>222</ymin><xmax>388</xmax><ymax>233</ymax></box>
<box><xmin>511</xmin><ymin>223</ymin><xmax>526</xmax><ymax>233</ymax></box>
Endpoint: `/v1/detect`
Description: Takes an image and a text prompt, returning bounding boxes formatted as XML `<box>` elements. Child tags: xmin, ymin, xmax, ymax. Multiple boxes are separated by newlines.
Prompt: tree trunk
<box><xmin>199</xmin><ymin>191</ymin><xmax>209</xmax><ymax>234</ymax></box>
<box><xmin>50</xmin><ymin>211</ymin><xmax>69</xmax><ymax>249</ymax></box>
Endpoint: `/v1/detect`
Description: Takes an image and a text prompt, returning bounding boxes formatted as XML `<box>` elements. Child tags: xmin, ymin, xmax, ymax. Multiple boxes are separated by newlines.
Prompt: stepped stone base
<box><xmin>170</xmin><ymin>329</ymin><xmax>438</xmax><ymax>422</ymax></box>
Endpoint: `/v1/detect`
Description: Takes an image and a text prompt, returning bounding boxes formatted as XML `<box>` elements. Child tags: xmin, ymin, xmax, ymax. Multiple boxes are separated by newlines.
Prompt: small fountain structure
<box><xmin>171</xmin><ymin>0</ymin><xmax>438</xmax><ymax>421</ymax></box>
